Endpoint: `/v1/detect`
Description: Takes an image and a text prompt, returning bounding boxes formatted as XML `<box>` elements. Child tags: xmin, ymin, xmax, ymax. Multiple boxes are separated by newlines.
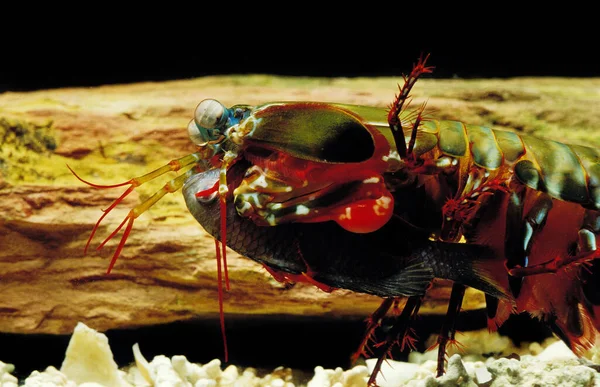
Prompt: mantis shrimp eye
<box><xmin>189</xmin><ymin>99</ymin><xmax>232</xmax><ymax>145</ymax></box>
<box><xmin>195</xmin><ymin>99</ymin><xmax>229</xmax><ymax>129</ymax></box>
<box><xmin>187</xmin><ymin>119</ymin><xmax>207</xmax><ymax>145</ymax></box>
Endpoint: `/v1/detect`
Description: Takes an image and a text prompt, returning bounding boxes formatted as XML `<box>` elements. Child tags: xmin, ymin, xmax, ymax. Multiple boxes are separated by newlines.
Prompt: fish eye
<box><xmin>195</xmin><ymin>99</ymin><xmax>228</xmax><ymax>129</ymax></box>
<box><xmin>196</xmin><ymin>191</ymin><xmax>218</xmax><ymax>203</ymax></box>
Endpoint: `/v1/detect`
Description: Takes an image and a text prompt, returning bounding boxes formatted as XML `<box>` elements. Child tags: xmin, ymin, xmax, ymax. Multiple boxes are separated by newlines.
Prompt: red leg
<box><xmin>510</xmin><ymin>209</ymin><xmax>600</xmax><ymax>278</ymax></box>
<box><xmin>367</xmin><ymin>296</ymin><xmax>422</xmax><ymax>387</ymax></box>
<box><xmin>509</xmin><ymin>250</ymin><xmax>599</xmax><ymax>277</ymax></box>
<box><xmin>432</xmin><ymin>283</ymin><xmax>466</xmax><ymax>377</ymax></box>
<box><xmin>351</xmin><ymin>298</ymin><xmax>395</xmax><ymax>364</ymax></box>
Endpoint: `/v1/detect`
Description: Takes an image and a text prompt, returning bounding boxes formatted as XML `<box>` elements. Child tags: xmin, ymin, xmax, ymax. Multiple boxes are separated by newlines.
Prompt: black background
<box><xmin>1</xmin><ymin>11</ymin><xmax>597</xmax><ymax>92</ymax></box>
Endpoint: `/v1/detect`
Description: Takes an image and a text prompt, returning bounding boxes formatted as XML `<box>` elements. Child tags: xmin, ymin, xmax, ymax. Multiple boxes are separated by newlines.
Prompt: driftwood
<box><xmin>1</xmin><ymin>76</ymin><xmax>598</xmax><ymax>335</ymax></box>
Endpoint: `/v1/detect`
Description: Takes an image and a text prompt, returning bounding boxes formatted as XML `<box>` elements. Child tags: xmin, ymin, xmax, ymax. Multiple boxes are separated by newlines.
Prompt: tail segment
<box><xmin>578</xmin><ymin>259</ymin><xmax>600</xmax><ymax>352</ymax></box>
<box><xmin>504</xmin><ymin>199</ymin><xmax>599</xmax><ymax>355</ymax></box>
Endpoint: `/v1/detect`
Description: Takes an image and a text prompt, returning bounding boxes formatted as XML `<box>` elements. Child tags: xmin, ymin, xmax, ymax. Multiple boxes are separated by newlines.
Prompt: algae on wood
<box><xmin>1</xmin><ymin>76</ymin><xmax>599</xmax><ymax>334</ymax></box>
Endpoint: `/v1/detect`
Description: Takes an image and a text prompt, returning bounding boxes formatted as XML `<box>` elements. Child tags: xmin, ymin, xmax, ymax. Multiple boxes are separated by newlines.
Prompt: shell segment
<box><xmin>410</xmin><ymin>120</ymin><xmax>439</xmax><ymax>157</ymax></box>
<box><xmin>493</xmin><ymin>129</ymin><xmax>526</xmax><ymax>163</ymax></box>
<box><xmin>438</xmin><ymin>121</ymin><xmax>468</xmax><ymax>157</ymax></box>
<box><xmin>570</xmin><ymin>144</ymin><xmax>600</xmax><ymax>209</ymax></box>
<box><xmin>241</xmin><ymin>103</ymin><xmax>376</xmax><ymax>163</ymax></box>
<box><xmin>467</xmin><ymin>125</ymin><xmax>503</xmax><ymax>169</ymax></box>
<box><xmin>518</xmin><ymin>135</ymin><xmax>589</xmax><ymax>204</ymax></box>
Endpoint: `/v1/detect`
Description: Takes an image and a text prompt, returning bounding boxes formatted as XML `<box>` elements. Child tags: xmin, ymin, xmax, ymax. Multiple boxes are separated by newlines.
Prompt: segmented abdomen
<box><xmin>413</xmin><ymin>119</ymin><xmax>600</xmax><ymax>210</ymax></box>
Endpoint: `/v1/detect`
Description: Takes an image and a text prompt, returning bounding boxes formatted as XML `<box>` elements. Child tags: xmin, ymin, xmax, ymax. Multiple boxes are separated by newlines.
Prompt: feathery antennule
<box><xmin>387</xmin><ymin>54</ymin><xmax>434</xmax><ymax>160</ymax></box>
<box><xmin>407</xmin><ymin>101</ymin><xmax>429</xmax><ymax>157</ymax></box>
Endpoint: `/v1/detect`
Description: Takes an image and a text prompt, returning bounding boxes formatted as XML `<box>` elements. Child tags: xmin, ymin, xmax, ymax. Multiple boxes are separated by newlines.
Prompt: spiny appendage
<box><xmin>401</xmin><ymin>327</ymin><xmax>419</xmax><ymax>352</ymax></box>
<box><xmin>387</xmin><ymin>54</ymin><xmax>435</xmax><ymax>160</ymax></box>
<box><xmin>68</xmin><ymin>152</ymin><xmax>202</xmax><ymax>273</ymax></box>
<box><xmin>427</xmin><ymin>332</ymin><xmax>467</xmax><ymax>376</ymax></box>
<box><xmin>398</xmin><ymin>101</ymin><xmax>432</xmax><ymax>174</ymax></box>
<box><xmin>447</xmin><ymin>337</ymin><xmax>467</xmax><ymax>353</ymax></box>
<box><xmin>509</xmin><ymin>249</ymin><xmax>600</xmax><ymax>278</ymax></box>
<box><xmin>367</xmin><ymin>296</ymin><xmax>421</xmax><ymax>387</ymax></box>
<box><xmin>404</xmin><ymin>101</ymin><xmax>429</xmax><ymax>159</ymax></box>
<box><xmin>351</xmin><ymin>298</ymin><xmax>395</xmax><ymax>364</ymax></box>
<box><xmin>510</xmin><ymin>211</ymin><xmax>600</xmax><ymax>278</ymax></box>
<box><xmin>441</xmin><ymin>173</ymin><xmax>509</xmax><ymax>241</ymax></box>
<box><xmin>509</xmin><ymin>212</ymin><xmax>600</xmax><ymax>278</ymax></box>
<box><xmin>435</xmin><ymin>339</ymin><xmax>466</xmax><ymax>377</ymax></box>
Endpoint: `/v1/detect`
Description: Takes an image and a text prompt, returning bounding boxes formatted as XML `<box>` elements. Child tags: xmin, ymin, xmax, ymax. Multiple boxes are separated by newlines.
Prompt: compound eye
<box><xmin>187</xmin><ymin>119</ymin><xmax>205</xmax><ymax>145</ymax></box>
<box><xmin>195</xmin><ymin>99</ymin><xmax>227</xmax><ymax>129</ymax></box>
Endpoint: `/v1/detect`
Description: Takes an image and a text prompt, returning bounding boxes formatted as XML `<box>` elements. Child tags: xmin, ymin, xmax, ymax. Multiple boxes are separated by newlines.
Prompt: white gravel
<box><xmin>1</xmin><ymin>322</ymin><xmax>598</xmax><ymax>387</ymax></box>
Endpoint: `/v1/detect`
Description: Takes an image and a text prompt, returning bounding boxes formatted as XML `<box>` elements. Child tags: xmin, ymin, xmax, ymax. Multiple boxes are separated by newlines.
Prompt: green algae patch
<box><xmin>0</xmin><ymin>118</ymin><xmax>60</xmax><ymax>184</ymax></box>
<box><xmin>0</xmin><ymin>118</ymin><xmax>57</xmax><ymax>153</ymax></box>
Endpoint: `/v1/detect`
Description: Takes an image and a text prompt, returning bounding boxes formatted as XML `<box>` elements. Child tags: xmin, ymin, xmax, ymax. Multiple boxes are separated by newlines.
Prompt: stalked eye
<box><xmin>195</xmin><ymin>99</ymin><xmax>229</xmax><ymax>129</ymax></box>
<box><xmin>187</xmin><ymin>119</ymin><xmax>206</xmax><ymax>145</ymax></box>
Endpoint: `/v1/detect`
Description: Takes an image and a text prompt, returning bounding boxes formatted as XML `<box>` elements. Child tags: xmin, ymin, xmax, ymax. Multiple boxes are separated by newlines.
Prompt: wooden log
<box><xmin>1</xmin><ymin>76</ymin><xmax>598</xmax><ymax>334</ymax></box>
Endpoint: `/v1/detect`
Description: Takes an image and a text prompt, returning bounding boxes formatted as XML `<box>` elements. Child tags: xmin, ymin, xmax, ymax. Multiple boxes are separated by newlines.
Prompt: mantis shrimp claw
<box><xmin>68</xmin><ymin>152</ymin><xmax>203</xmax><ymax>273</ymax></box>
